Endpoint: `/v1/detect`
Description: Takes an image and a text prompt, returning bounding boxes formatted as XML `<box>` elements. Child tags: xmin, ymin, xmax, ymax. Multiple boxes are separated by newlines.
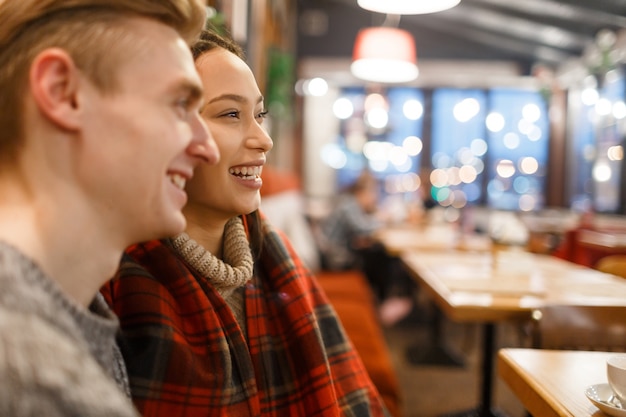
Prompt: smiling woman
<box><xmin>102</xmin><ymin>27</ymin><xmax>390</xmax><ymax>417</ymax></box>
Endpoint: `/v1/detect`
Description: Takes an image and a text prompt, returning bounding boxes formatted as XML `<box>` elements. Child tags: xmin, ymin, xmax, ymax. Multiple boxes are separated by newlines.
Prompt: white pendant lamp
<box><xmin>357</xmin><ymin>0</ymin><xmax>461</xmax><ymax>15</ymax></box>
<box><xmin>351</xmin><ymin>27</ymin><xmax>419</xmax><ymax>83</ymax></box>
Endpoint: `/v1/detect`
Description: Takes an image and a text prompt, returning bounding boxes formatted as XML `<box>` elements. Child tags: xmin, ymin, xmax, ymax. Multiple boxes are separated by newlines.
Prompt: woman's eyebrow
<box><xmin>208</xmin><ymin>94</ymin><xmax>265</xmax><ymax>105</ymax></box>
<box><xmin>209</xmin><ymin>93</ymin><xmax>246</xmax><ymax>104</ymax></box>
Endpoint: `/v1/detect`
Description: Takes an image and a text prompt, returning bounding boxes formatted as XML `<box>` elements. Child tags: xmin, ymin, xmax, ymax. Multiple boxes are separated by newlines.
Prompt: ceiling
<box><xmin>295</xmin><ymin>0</ymin><xmax>626</xmax><ymax>85</ymax></box>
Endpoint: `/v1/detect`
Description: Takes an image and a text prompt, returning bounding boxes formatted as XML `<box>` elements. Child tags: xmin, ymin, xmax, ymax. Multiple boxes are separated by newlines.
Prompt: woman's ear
<box><xmin>29</xmin><ymin>48</ymin><xmax>82</xmax><ymax>131</ymax></box>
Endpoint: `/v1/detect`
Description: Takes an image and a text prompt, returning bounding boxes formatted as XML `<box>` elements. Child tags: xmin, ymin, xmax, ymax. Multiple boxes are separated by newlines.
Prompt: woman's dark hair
<box><xmin>190</xmin><ymin>27</ymin><xmax>263</xmax><ymax>259</ymax></box>
<box><xmin>191</xmin><ymin>26</ymin><xmax>245</xmax><ymax>60</ymax></box>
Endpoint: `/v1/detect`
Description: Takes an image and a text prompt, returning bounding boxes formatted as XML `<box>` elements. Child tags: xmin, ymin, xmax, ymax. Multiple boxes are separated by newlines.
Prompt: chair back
<box><xmin>530</xmin><ymin>305</ymin><xmax>626</xmax><ymax>352</ymax></box>
<box><xmin>595</xmin><ymin>255</ymin><xmax>626</xmax><ymax>280</ymax></box>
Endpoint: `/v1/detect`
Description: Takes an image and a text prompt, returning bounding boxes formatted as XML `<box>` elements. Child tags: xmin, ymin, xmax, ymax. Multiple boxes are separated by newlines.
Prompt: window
<box><xmin>569</xmin><ymin>72</ymin><xmax>626</xmax><ymax>213</ymax></box>
<box><xmin>328</xmin><ymin>86</ymin><xmax>550</xmax><ymax>212</ymax></box>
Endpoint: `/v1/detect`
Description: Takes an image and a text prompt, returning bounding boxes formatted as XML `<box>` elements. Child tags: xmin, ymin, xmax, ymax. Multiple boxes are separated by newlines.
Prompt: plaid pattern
<box><xmin>101</xmin><ymin>217</ymin><xmax>389</xmax><ymax>417</ymax></box>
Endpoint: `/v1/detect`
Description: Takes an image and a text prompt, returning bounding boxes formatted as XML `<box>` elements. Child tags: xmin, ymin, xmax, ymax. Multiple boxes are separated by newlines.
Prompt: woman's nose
<box><xmin>249</xmin><ymin>122</ymin><xmax>273</xmax><ymax>152</ymax></box>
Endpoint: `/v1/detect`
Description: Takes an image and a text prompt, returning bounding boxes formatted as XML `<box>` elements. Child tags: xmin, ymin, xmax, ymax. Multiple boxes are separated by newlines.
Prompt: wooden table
<box><xmin>375</xmin><ymin>224</ymin><xmax>492</xmax><ymax>257</ymax></box>
<box><xmin>498</xmin><ymin>348</ymin><xmax>614</xmax><ymax>417</ymax></box>
<box><xmin>377</xmin><ymin>224</ymin><xmax>493</xmax><ymax>367</ymax></box>
<box><xmin>402</xmin><ymin>249</ymin><xmax>626</xmax><ymax>320</ymax></box>
<box><xmin>578</xmin><ymin>229</ymin><xmax>626</xmax><ymax>252</ymax></box>
<box><xmin>400</xmin><ymin>248</ymin><xmax>626</xmax><ymax>417</ymax></box>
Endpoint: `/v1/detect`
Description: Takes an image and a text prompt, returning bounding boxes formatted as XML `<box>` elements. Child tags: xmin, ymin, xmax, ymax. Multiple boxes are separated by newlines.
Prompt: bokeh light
<box><xmin>581</xmin><ymin>88</ymin><xmax>599</xmax><ymax>106</ymax></box>
<box><xmin>453</xmin><ymin>98</ymin><xmax>480</xmax><ymax>122</ymax></box>
<box><xmin>522</xmin><ymin>103</ymin><xmax>541</xmax><ymax>122</ymax></box>
<box><xmin>519</xmin><ymin>157</ymin><xmax>539</xmax><ymax>174</ymax></box>
<box><xmin>403</xmin><ymin>136</ymin><xmax>423</xmax><ymax>156</ymax></box>
<box><xmin>333</xmin><ymin>97</ymin><xmax>354</xmax><ymax>119</ymax></box>
<box><xmin>459</xmin><ymin>165</ymin><xmax>478</xmax><ymax>183</ymax></box>
<box><xmin>320</xmin><ymin>143</ymin><xmax>347</xmax><ymax>169</ymax></box>
<box><xmin>608</xmin><ymin>145</ymin><xmax>624</xmax><ymax>161</ymax></box>
<box><xmin>365</xmin><ymin>108</ymin><xmax>389</xmax><ymax>129</ymax></box>
<box><xmin>304</xmin><ymin>77</ymin><xmax>328</xmax><ymax>96</ymax></box>
<box><xmin>403</xmin><ymin>99</ymin><xmax>424</xmax><ymax>120</ymax></box>
<box><xmin>613</xmin><ymin>101</ymin><xmax>626</xmax><ymax>119</ymax></box>
<box><xmin>496</xmin><ymin>159</ymin><xmax>516</xmax><ymax>178</ymax></box>
<box><xmin>486</xmin><ymin>112</ymin><xmax>505</xmax><ymax>132</ymax></box>
<box><xmin>470</xmin><ymin>138</ymin><xmax>488</xmax><ymax>156</ymax></box>
<box><xmin>592</xmin><ymin>161</ymin><xmax>612</xmax><ymax>182</ymax></box>
<box><xmin>503</xmin><ymin>132</ymin><xmax>520</xmax><ymax>149</ymax></box>
<box><xmin>596</xmin><ymin>98</ymin><xmax>612</xmax><ymax>115</ymax></box>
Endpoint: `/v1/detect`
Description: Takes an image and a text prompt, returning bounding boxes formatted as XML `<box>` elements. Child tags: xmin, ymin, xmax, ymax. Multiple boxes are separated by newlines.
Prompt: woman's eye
<box><xmin>222</xmin><ymin>111</ymin><xmax>240</xmax><ymax>119</ymax></box>
<box><xmin>257</xmin><ymin>110</ymin><xmax>269</xmax><ymax>120</ymax></box>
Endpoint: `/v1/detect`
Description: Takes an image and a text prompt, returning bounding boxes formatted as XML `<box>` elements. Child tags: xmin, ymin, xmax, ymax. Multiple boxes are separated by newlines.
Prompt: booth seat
<box><xmin>316</xmin><ymin>269</ymin><xmax>403</xmax><ymax>417</ymax></box>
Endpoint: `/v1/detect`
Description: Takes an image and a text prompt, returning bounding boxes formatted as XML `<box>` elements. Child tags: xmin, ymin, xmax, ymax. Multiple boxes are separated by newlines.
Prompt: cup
<box><xmin>607</xmin><ymin>355</ymin><xmax>626</xmax><ymax>405</ymax></box>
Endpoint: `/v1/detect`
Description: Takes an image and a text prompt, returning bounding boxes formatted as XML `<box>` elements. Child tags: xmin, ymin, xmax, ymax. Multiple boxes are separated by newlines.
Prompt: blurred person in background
<box><xmin>319</xmin><ymin>170</ymin><xmax>417</xmax><ymax>326</ymax></box>
<box><xmin>102</xmin><ymin>28</ymin><xmax>389</xmax><ymax>417</ymax></box>
<box><xmin>0</xmin><ymin>0</ymin><xmax>214</xmax><ymax>415</ymax></box>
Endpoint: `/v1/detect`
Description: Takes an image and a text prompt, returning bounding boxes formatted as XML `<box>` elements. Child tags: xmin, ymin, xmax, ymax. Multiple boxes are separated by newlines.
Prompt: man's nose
<box><xmin>190</xmin><ymin>114</ymin><xmax>220</xmax><ymax>165</ymax></box>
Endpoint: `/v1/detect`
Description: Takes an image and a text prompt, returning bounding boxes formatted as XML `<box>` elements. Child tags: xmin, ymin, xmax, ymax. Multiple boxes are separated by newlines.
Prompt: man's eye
<box><xmin>175</xmin><ymin>99</ymin><xmax>192</xmax><ymax>118</ymax></box>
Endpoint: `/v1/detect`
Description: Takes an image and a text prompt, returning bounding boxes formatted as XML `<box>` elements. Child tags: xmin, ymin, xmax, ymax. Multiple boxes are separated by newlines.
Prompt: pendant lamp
<box><xmin>357</xmin><ymin>0</ymin><xmax>461</xmax><ymax>15</ymax></box>
<box><xmin>351</xmin><ymin>27</ymin><xmax>418</xmax><ymax>83</ymax></box>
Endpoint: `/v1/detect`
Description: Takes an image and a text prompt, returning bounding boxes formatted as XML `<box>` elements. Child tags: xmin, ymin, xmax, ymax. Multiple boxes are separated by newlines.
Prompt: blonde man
<box><xmin>0</xmin><ymin>1</ymin><xmax>218</xmax><ymax>416</ymax></box>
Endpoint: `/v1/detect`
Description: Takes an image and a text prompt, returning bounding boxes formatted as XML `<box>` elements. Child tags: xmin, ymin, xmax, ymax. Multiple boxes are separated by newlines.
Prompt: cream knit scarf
<box><xmin>170</xmin><ymin>216</ymin><xmax>254</xmax><ymax>299</ymax></box>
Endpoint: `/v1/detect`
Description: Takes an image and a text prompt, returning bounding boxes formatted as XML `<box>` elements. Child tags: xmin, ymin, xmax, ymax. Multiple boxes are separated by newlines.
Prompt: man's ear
<box><xmin>29</xmin><ymin>48</ymin><xmax>82</xmax><ymax>131</ymax></box>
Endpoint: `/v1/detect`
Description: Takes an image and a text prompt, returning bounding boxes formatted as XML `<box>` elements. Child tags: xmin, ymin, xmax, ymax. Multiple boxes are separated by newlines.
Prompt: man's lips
<box><xmin>167</xmin><ymin>173</ymin><xmax>187</xmax><ymax>190</ymax></box>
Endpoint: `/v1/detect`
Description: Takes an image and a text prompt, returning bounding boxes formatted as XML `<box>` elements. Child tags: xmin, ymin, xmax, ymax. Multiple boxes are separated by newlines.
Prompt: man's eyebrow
<box><xmin>176</xmin><ymin>81</ymin><xmax>203</xmax><ymax>101</ymax></box>
<box><xmin>189</xmin><ymin>85</ymin><xmax>204</xmax><ymax>101</ymax></box>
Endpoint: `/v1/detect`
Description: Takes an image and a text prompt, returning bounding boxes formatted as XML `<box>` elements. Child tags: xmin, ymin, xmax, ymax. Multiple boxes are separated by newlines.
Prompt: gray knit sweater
<box><xmin>0</xmin><ymin>241</ymin><xmax>138</xmax><ymax>417</ymax></box>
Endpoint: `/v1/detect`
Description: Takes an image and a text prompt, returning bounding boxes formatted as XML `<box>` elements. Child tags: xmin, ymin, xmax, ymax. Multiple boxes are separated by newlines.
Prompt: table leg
<box><xmin>478</xmin><ymin>323</ymin><xmax>497</xmax><ymax>417</ymax></box>
<box><xmin>459</xmin><ymin>323</ymin><xmax>506</xmax><ymax>416</ymax></box>
<box><xmin>438</xmin><ymin>323</ymin><xmax>508</xmax><ymax>417</ymax></box>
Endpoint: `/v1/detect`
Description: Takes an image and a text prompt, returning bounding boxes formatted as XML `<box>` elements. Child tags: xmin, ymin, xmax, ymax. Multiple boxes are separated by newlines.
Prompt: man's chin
<box><xmin>165</xmin><ymin>215</ymin><xmax>187</xmax><ymax>238</ymax></box>
<box><xmin>146</xmin><ymin>214</ymin><xmax>186</xmax><ymax>242</ymax></box>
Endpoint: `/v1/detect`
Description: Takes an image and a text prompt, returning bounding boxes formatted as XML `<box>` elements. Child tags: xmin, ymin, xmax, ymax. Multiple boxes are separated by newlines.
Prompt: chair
<box><xmin>595</xmin><ymin>255</ymin><xmax>626</xmax><ymax>280</ymax></box>
<box><xmin>530</xmin><ymin>305</ymin><xmax>626</xmax><ymax>352</ymax></box>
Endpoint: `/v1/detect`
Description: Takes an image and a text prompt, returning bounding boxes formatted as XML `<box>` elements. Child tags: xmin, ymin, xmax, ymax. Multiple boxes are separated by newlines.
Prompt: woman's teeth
<box><xmin>168</xmin><ymin>173</ymin><xmax>186</xmax><ymax>190</ymax></box>
<box><xmin>229</xmin><ymin>166</ymin><xmax>262</xmax><ymax>179</ymax></box>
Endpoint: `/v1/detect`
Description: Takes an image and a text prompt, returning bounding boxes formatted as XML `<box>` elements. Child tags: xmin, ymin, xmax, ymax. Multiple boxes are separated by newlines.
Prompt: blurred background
<box><xmin>208</xmin><ymin>0</ymin><xmax>626</xmax><ymax>223</ymax></box>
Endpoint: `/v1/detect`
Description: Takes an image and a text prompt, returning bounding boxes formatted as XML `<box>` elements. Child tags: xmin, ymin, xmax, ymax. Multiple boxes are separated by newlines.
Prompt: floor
<box><xmin>381</xmin><ymin>301</ymin><xmax>530</xmax><ymax>417</ymax></box>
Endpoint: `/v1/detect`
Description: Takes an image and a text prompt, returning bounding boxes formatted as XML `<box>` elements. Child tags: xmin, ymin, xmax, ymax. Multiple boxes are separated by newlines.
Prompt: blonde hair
<box><xmin>0</xmin><ymin>0</ymin><xmax>207</xmax><ymax>163</ymax></box>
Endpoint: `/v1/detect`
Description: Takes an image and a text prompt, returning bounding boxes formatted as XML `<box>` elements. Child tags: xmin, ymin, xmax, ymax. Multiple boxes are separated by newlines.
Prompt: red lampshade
<box><xmin>351</xmin><ymin>27</ymin><xmax>418</xmax><ymax>83</ymax></box>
